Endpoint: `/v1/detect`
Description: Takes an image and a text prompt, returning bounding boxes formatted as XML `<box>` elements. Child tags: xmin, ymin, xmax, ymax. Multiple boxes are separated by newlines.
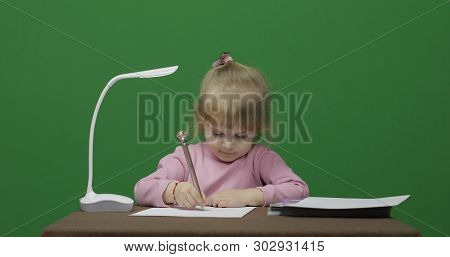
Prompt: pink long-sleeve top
<box><xmin>134</xmin><ymin>143</ymin><xmax>309</xmax><ymax>207</ymax></box>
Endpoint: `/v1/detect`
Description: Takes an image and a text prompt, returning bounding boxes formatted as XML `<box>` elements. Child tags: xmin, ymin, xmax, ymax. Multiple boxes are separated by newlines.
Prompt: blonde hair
<box><xmin>195</xmin><ymin>60</ymin><xmax>271</xmax><ymax>136</ymax></box>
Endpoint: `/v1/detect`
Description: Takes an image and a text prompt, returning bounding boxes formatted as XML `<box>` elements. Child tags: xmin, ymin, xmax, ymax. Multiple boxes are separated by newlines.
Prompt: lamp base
<box><xmin>80</xmin><ymin>192</ymin><xmax>134</xmax><ymax>212</ymax></box>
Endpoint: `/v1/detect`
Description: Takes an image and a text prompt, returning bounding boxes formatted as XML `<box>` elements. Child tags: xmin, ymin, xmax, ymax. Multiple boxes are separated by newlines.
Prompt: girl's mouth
<box><xmin>220</xmin><ymin>151</ymin><xmax>235</xmax><ymax>156</ymax></box>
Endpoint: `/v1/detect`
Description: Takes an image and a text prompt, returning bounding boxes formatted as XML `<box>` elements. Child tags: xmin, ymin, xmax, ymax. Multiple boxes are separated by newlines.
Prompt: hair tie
<box><xmin>212</xmin><ymin>52</ymin><xmax>233</xmax><ymax>68</ymax></box>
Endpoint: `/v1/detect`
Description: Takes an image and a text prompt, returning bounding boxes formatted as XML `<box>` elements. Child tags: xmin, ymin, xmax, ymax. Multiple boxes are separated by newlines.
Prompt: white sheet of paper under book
<box><xmin>270</xmin><ymin>195</ymin><xmax>410</xmax><ymax>209</ymax></box>
<box><xmin>130</xmin><ymin>206</ymin><xmax>256</xmax><ymax>218</ymax></box>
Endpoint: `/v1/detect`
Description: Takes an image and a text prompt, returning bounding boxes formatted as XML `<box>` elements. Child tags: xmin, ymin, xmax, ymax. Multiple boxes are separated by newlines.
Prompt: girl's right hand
<box><xmin>174</xmin><ymin>182</ymin><xmax>206</xmax><ymax>208</ymax></box>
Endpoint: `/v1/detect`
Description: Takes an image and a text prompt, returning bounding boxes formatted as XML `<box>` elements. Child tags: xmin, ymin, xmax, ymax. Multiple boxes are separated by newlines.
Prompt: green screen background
<box><xmin>1</xmin><ymin>0</ymin><xmax>449</xmax><ymax>236</ymax></box>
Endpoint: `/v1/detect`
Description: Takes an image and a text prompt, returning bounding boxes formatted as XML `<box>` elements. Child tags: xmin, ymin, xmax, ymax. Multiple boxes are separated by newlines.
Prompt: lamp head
<box><xmin>124</xmin><ymin>65</ymin><xmax>179</xmax><ymax>79</ymax></box>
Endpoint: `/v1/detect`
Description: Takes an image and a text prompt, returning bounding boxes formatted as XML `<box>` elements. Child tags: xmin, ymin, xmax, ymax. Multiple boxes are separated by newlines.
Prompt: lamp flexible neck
<box><xmin>87</xmin><ymin>75</ymin><xmax>125</xmax><ymax>193</ymax></box>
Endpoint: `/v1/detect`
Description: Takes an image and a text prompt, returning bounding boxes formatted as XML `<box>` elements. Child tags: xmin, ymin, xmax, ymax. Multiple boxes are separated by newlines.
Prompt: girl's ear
<box><xmin>203</xmin><ymin>122</ymin><xmax>213</xmax><ymax>137</ymax></box>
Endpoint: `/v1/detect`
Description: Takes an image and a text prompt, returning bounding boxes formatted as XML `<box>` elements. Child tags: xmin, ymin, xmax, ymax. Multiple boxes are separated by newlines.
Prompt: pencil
<box><xmin>176</xmin><ymin>131</ymin><xmax>205</xmax><ymax>209</ymax></box>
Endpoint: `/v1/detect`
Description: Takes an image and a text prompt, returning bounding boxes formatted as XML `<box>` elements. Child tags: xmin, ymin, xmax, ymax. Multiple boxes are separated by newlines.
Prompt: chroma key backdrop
<box><xmin>0</xmin><ymin>0</ymin><xmax>449</xmax><ymax>236</ymax></box>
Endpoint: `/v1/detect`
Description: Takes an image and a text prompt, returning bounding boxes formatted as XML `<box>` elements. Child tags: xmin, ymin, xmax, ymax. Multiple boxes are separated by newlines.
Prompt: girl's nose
<box><xmin>222</xmin><ymin>140</ymin><xmax>233</xmax><ymax>149</ymax></box>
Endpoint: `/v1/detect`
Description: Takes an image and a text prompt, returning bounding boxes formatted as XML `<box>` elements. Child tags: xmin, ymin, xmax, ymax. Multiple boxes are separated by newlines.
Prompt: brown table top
<box><xmin>42</xmin><ymin>206</ymin><xmax>420</xmax><ymax>237</ymax></box>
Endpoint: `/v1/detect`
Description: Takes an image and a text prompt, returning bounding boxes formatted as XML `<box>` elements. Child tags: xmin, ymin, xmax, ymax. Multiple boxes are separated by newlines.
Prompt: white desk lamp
<box><xmin>80</xmin><ymin>66</ymin><xmax>179</xmax><ymax>212</ymax></box>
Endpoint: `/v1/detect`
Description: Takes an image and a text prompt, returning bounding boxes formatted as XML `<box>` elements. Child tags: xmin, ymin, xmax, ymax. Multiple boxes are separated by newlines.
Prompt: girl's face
<box><xmin>204</xmin><ymin>123</ymin><xmax>255</xmax><ymax>162</ymax></box>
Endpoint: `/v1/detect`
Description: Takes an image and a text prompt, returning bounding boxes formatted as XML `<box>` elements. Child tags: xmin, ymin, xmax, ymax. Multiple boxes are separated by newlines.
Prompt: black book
<box><xmin>268</xmin><ymin>195</ymin><xmax>409</xmax><ymax>218</ymax></box>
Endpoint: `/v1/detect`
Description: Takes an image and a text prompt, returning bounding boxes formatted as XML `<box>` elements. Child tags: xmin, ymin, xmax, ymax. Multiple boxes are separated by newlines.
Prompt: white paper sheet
<box><xmin>270</xmin><ymin>195</ymin><xmax>410</xmax><ymax>209</ymax></box>
<box><xmin>130</xmin><ymin>206</ymin><xmax>256</xmax><ymax>218</ymax></box>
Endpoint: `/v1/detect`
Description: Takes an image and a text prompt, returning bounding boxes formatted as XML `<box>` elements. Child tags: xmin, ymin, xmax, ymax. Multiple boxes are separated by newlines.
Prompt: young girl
<box><xmin>134</xmin><ymin>52</ymin><xmax>309</xmax><ymax>208</ymax></box>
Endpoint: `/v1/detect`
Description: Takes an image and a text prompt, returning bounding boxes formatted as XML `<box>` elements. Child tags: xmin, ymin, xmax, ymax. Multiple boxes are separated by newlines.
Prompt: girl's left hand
<box><xmin>207</xmin><ymin>189</ymin><xmax>252</xmax><ymax>208</ymax></box>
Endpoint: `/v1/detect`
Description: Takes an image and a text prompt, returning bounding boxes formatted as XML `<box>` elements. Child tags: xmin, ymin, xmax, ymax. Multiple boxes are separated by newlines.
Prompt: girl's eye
<box><xmin>213</xmin><ymin>132</ymin><xmax>224</xmax><ymax>137</ymax></box>
<box><xmin>235</xmin><ymin>134</ymin><xmax>248</xmax><ymax>139</ymax></box>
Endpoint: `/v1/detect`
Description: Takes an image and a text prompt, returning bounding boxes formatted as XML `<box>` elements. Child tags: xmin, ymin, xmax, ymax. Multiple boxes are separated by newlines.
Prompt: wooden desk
<box><xmin>42</xmin><ymin>206</ymin><xmax>420</xmax><ymax>236</ymax></box>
